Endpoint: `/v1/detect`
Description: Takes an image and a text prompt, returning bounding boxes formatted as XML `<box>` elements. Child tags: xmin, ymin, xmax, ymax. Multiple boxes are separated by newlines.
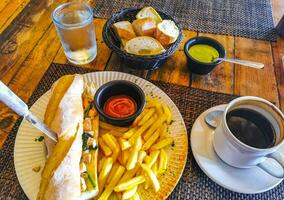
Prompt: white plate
<box><xmin>14</xmin><ymin>71</ymin><xmax>188</xmax><ymax>200</ymax></box>
<box><xmin>190</xmin><ymin>105</ymin><xmax>284</xmax><ymax>194</ymax></box>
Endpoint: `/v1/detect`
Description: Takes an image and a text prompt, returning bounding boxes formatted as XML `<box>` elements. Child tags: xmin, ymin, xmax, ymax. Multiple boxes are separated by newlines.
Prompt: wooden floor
<box><xmin>0</xmin><ymin>0</ymin><xmax>284</xmax><ymax>148</ymax></box>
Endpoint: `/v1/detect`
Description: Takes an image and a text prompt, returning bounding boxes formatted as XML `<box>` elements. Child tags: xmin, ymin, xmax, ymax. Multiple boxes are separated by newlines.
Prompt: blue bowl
<box><xmin>184</xmin><ymin>36</ymin><xmax>226</xmax><ymax>75</ymax></box>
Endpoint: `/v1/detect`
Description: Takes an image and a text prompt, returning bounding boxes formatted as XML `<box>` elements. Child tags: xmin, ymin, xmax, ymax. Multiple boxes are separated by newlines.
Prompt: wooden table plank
<box><xmin>272</xmin><ymin>38</ymin><xmax>284</xmax><ymax>110</ymax></box>
<box><xmin>0</xmin><ymin>0</ymin><xmax>30</xmax><ymax>33</ymax></box>
<box><xmin>271</xmin><ymin>0</ymin><xmax>284</xmax><ymax>110</ymax></box>
<box><xmin>234</xmin><ymin>37</ymin><xmax>279</xmax><ymax>105</ymax></box>
<box><xmin>191</xmin><ymin>33</ymin><xmax>234</xmax><ymax>94</ymax></box>
<box><xmin>53</xmin><ymin>18</ymin><xmax>111</xmax><ymax>71</ymax></box>
<box><xmin>149</xmin><ymin>30</ymin><xmax>197</xmax><ymax>86</ymax></box>
<box><xmin>0</xmin><ymin>0</ymin><xmax>67</xmax><ymax>85</ymax></box>
<box><xmin>0</xmin><ymin>24</ymin><xmax>61</xmax><ymax>147</ymax></box>
<box><xmin>0</xmin><ymin>0</ymin><xmax>11</xmax><ymax>12</ymax></box>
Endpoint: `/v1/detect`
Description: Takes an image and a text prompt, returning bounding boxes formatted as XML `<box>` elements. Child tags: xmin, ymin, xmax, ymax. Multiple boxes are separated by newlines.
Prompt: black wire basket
<box><xmin>102</xmin><ymin>8</ymin><xmax>183</xmax><ymax>70</ymax></box>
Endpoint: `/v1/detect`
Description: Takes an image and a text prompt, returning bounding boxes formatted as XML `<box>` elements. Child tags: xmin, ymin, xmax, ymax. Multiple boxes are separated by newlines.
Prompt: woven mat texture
<box><xmin>0</xmin><ymin>63</ymin><xmax>283</xmax><ymax>200</ymax></box>
<box><xmin>93</xmin><ymin>0</ymin><xmax>277</xmax><ymax>41</ymax></box>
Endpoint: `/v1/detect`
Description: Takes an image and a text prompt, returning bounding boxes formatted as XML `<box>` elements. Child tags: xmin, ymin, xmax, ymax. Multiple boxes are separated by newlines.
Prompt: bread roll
<box><xmin>132</xmin><ymin>18</ymin><xmax>157</xmax><ymax>37</ymax></box>
<box><xmin>156</xmin><ymin>20</ymin><xmax>179</xmax><ymax>46</ymax></box>
<box><xmin>37</xmin><ymin>75</ymin><xmax>84</xmax><ymax>200</ymax></box>
<box><xmin>112</xmin><ymin>21</ymin><xmax>136</xmax><ymax>41</ymax></box>
<box><xmin>136</xmin><ymin>6</ymin><xmax>162</xmax><ymax>24</ymax></box>
<box><xmin>124</xmin><ymin>36</ymin><xmax>165</xmax><ymax>56</ymax></box>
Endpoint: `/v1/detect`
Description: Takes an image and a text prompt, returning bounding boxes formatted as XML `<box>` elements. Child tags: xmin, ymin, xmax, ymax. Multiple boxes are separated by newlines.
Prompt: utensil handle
<box><xmin>220</xmin><ymin>58</ymin><xmax>264</xmax><ymax>69</ymax></box>
<box><xmin>0</xmin><ymin>81</ymin><xmax>29</xmax><ymax>117</ymax></box>
<box><xmin>257</xmin><ymin>151</ymin><xmax>284</xmax><ymax>178</ymax></box>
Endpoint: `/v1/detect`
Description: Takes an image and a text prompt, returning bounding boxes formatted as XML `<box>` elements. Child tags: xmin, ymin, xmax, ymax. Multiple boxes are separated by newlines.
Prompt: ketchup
<box><xmin>103</xmin><ymin>95</ymin><xmax>137</xmax><ymax>118</ymax></box>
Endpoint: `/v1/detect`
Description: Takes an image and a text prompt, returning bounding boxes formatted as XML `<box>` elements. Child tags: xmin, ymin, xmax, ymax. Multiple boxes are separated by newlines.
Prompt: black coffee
<box><xmin>226</xmin><ymin>108</ymin><xmax>276</xmax><ymax>149</ymax></box>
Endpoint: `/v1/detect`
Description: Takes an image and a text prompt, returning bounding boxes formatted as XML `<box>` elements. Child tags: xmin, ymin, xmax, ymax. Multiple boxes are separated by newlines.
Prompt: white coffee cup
<box><xmin>213</xmin><ymin>96</ymin><xmax>284</xmax><ymax>178</ymax></box>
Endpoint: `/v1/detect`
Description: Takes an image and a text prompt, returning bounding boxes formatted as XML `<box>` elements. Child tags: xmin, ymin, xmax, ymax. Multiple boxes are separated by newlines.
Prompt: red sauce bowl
<box><xmin>94</xmin><ymin>80</ymin><xmax>146</xmax><ymax>126</ymax></box>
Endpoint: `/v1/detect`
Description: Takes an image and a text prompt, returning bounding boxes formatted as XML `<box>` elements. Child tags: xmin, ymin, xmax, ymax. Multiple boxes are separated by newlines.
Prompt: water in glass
<box><xmin>53</xmin><ymin>3</ymin><xmax>97</xmax><ymax>65</ymax></box>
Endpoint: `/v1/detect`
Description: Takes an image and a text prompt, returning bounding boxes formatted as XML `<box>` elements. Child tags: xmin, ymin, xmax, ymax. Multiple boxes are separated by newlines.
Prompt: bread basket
<box><xmin>102</xmin><ymin>8</ymin><xmax>183</xmax><ymax>70</ymax></box>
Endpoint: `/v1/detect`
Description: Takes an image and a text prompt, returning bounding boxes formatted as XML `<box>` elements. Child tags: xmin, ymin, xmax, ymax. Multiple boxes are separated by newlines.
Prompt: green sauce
<box><xmin>188</xmin><ymin>44</ymin><xmax>219</xmax><ymax>63</ymax></box>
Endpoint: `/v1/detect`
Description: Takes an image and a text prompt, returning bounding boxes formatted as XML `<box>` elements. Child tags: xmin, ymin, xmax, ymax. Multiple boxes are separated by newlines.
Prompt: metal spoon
<box><xmin>214</xmin><ymin>58</ymin><xmax>264</xmax><ymax>69</ymax></box>
<box><xmin>0</xmin><ymin>81</ymin><xmax>57</xmax><ymax>142</ymax></box>
<box><xmin>204</xmin><ymin>110</ymin><xmax>223</xmax><ymax>128</ymax></box>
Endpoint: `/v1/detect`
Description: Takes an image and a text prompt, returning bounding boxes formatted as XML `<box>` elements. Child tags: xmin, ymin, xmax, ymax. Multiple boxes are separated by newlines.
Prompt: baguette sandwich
<box><xmin>37</xmin><ymin>75</ymin><xmax>99</xmax><ymax>200</ymax></box>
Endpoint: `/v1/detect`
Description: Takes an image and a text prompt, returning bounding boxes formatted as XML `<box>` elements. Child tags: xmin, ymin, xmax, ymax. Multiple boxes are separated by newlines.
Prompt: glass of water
<box><xmin>52</xmin><ymin>2</ymin><xmax>97</xmax><ymax>65</ymax></box>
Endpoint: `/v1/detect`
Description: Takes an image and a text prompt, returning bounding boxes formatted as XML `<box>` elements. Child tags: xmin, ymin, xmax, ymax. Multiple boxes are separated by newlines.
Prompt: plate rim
<box><xmin>14</xmin><ymin>71</ymin><xmax>188</xmax><ymax>200</ymax></box>
<box><xmin>190</xmin><ymin>104</ymin><xmax>283</xmax><ymax>194</ymax></box>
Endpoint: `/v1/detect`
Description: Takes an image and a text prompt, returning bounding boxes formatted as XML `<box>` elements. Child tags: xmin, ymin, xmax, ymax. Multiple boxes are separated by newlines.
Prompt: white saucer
<box><xmin>190</xmin><ymin>105</ymin><xmax>284</xmax><ymax>194</ymax></box>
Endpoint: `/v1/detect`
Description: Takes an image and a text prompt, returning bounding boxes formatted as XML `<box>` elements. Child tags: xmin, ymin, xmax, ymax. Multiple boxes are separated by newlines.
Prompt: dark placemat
<box><xmin>1</xmin><ymin>63</ymin><xmax>284</xmax><ymax>200</ymax></box>
<box><xmin>93</xmin><ymin>0</ymin><xmax>277</xmax><ymax>41</ymax></box>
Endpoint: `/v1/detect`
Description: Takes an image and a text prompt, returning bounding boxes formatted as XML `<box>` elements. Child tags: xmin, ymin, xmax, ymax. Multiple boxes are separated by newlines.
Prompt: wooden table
<box><xmin>0</xmin><ymin>0</ymin><xmax>284</xmax><ymax>148</ymax></box>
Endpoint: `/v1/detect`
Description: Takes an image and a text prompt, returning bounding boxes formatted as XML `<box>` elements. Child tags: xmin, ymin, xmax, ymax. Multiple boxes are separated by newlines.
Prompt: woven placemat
<box><xmin>93</xmin><ymin>0</ymin><xmax>277</xmax><ymax>42</ymax></box>
<box><xmin>1</xmin><ymin>63</ymin><xmax>284</xmax><ymax>200</ymax></box>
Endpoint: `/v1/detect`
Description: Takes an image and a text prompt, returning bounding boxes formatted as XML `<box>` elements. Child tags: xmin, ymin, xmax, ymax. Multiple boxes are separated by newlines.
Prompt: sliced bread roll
<box><xmin>136</xmin><ymin>6</ymin><xmax>162</xmax><ymax>24</ymax></box>
<box><xmin>156</xmin><ymin>20</ymin><xmax>179</xmax><ymax>46</ymax></box>
<box><xmin>124</xmin><ymin>36</ymin><xmax>165</xmax><ymax>56</ymax></box>
<box><xmin>112</xmin><ymin>21</ymin><xmax>136</xmax><ymax>41</ymax></box>
<box><xmin>132</xmin><ymin>17</ymin><xmax>157</xmax><ymax>37</ymax></box>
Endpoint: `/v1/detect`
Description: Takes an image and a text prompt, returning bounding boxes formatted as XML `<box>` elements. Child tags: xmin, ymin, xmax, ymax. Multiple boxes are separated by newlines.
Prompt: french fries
<box><xmin>97</xmin><ymin>96</ymin><xmax>174</xmax><ymax>199</ymax></box>
<box><xmin>152</xmin><ymin>162</ymin><xmax>158</xmax><ymax>175</ymax></box>
<box><xmin>138</xmin><ymin>108</ymin><xmax>155</xmax><ymax>126</ymax></box>
<box><xmin>129</xmin><ymin>116</ymin><xmax>155</xmax><ymax>143</ymax></box>
<box><xmin>122</xmin><ymin>186</ymin><xmax>137</xmax><ymax>200</ymax></box>
<box><xmin>114</xmin><ymin>176</ymin><xmax>145</xmax><ymax>192</ymax></box>
<box><xmin>126</xmin><ymin>136</ymin><xmax>142</xmax><ymax>170</ymax></box>
<box><xmin>99</xmin><ymin>138</ymin><xmax>112</xmax><ymax>156</ymax></box>
<box><xmin>150</xmin><ymin>138</ymin><xmax>174</xmax><ymax>151</ymax></box>
<box><xmin>99</xmin><ymin>121</ymin><xmax>129</xmax><ymax>133</ymax></box>
<box><xmin>119</xmin><ymin>138</ymin><xmax>132</xmax><ymax>150</ymax></box>
<box><xmin>98</xmin><ymin>165</ymin><xmax>125</xmax><ymax>200</ymax></box>
<box><xmin>98</xmin><ymin>157</ymin><xmax>114</xmax><ymax>192</ymax></box>
<box><xmin>158</xmin><ymin>148</ymin><xmax>168</xmax><ymax>174</ymax></box>
<box><xmin>119</xmin><ymin>165</ymin><xmax>140</xmax><ymax>184</ymax></box>
<box><xmin>143</xmin><ymin>114</ymin><xmax>167</xmax><ymax>141</ymax></box>
<box><xmin>140</xmin><ymin>164</ymin><xmax>160</xmax><ymax>192</ymax></box>
<box><xmin>145</xmin><ymin>150</ymin><xmax>160</xmax><ymax>168</ymax></box>
<box><xmin>98</xmin><ymin>156</ymin><xmax>106</xmax><ymax>173</ymax></box>
<box><xmin>131</xmin><ymin>193</ymin><xmax>140</xmax><ymax>200</ymax></box>
<box><xmin>102</xmin><ymin>133</ymin><xmax>120</xmax><ymax>162</ymax></box>
<box><xmin>162</xmin><ymin>104</ymin><xmax>173</xmax><ymax>124</ymax></box>
<box><xmin>137</xmin><ymin>150</ymin><xmax>147</xmax><ymax>164</ymax></box>
<box><xmin>142</xmin><ymin>129</ymin><xmax>159</xmax><ymax>151</ymax></box>
<box><xmin>122</xmin><ymin>128</ymin><xmax>136</xmax><ymax>139</ymax></box>
<box><xmin>107</xmin><ymin>162</ymin><xmax>120</xmax><ymax>184</ymax></box>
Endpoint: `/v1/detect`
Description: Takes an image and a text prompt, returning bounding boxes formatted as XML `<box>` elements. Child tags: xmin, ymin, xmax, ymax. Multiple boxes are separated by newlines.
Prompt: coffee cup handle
<box><xmin>257</xmin><ymin>151</ymin><xmax>284</xmax><ymax>178</ymax></box>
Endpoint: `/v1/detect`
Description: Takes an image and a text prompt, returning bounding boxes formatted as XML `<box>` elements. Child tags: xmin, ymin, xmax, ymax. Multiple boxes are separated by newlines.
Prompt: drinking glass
<box><xmin>52</xmin><ymin>2</ymin><xmax>97</xmax><ymax>65</ymax></box>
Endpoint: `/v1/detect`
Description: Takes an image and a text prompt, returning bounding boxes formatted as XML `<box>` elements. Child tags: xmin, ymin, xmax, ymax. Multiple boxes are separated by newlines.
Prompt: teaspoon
<box><xmin>214</xmin><ymin>58</ymin><xmax>264</xmax><ymax>69</ymax></box>
<box><xmin>204</xmin><ymin>110</ymin><xmax>223</xmax><ymax>128</ymax></box>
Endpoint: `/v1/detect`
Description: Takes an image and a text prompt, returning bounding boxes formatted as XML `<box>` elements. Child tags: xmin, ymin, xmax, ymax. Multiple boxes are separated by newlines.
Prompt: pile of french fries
<box><xmin>97</xmin><ymin>96</ymin><xmax>174</xmax><ymax>200</ymax></box>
